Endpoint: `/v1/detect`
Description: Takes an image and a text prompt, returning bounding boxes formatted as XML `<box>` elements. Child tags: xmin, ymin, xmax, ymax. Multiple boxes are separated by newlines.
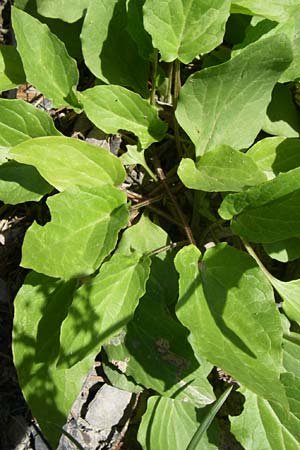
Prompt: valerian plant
<box><xmin>1</xmin><ymin>0</ymin><xmax>300</xmax><ymax>448</ymax></box>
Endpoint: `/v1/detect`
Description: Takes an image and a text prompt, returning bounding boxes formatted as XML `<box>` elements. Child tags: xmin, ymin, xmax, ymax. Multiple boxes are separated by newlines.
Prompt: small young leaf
<box><xmin>267</xmin><ymin>276</ymin><xmax>300</xmax><ymax>325</ymax></box>
<box><xmin>0</xmin><ymin>45</ymin><xmax>25</xmax><ymax>92</ymax></box>
<box><xmin>58</xmin><ymin>251</ymin><xmax>151</xmax><ymax>368</ymax></box>
<box><xmin>12</xmin><ymin>6</ymin><xmax>81</xmax><ymax>110</ymax></box>
<box><xmin>178</xmin><ymin>145</ymin><xmax>266</xmax><ymax>192</ymax></box>
<box><xmin>0</xmin><ymin>161</ymin><xmax>52</xmax><ymax>204</ymax></box>
<box><xmin>0</xmin><ymin>99</ymin><xmax>61</xmax><ymax>148</ymax></box>
<box><xmin>21</xmin><ymin>185</ymin><xmax>129</xmax><ymax>279</ymax></box>
<box><xmin>175</xmin><ymin>34</ymin><xmax>292</xmax><ymax>156</ymax></box>
<box><xmin>80</xmin><ymin>0</ymin><xmax>149</xmax><ymax>96</ymax></box>
<box><xmin>175</xmin><ymin>244</ymin><xmax>287</xmax><ymax>406</ymax></box>
<box><xmin>10</xmin><ymin>136</ymin><xmax>125</xmax><ymax>190</ymax></box>
<box><xmin>79</xmin><ymin>85</ymin><xmax>167</xmax><ymax>149</ymax></box>
<box><xmin>219</xmin><ymin>168</ymin><xmax>300</xmax><ymax>243</ymax></box>
<box><xmin>143</xmin><ymin>0</ymin><xmax>231</xmax><ymax>63</ymax></box>
<box><xmin>138</xmin><ymin>396</ymin><xmax>219</xmax><ymax>450</ymax></box>
<box><xmin>120</xmin><ymin>145</ymin><xmax>157</xmax><ymax>180</ymax></box>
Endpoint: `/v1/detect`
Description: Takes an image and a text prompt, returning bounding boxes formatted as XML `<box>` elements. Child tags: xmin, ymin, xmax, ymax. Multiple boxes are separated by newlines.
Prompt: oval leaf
<box><xmin>143</xmin><ymin>0</ymin><xmax>231</xmax><ymax>63</ymax></box>
<box><xmin>0</xmin><ymin>45</ymin><xmax>25</xmax><ymax>92</ymax></box>
<box><xmin>21</xmin><ymin>185</ymin><xmax>129</xmax><ymax>279</ymax></box>
<box><xmin>79</xmin><ymin>85</ymin><xmax>167</xmax><ymax>149</ymax></box>
<box><xmin>10</xmin><ymin>136</ymin><xmax>125</xmax><ymax>190</ymax></box>
<box><xmin>12</xmin><ymin>6</ymin><xmax>80</xmax><ymax>110</ymax></box>
<box><xmin>178</xmin><ymin>146</ymin><xmax>266</xmax><ymax>192</ymax></box>
<box><xmin>176</xmin><ymin>34</ymin><xmax>292</xmax><ymax>156</ymax></box>
<box><xmin>175</xmin><ymin>244</ymin><xmax>287</xmax><ymax>406</ymax></box>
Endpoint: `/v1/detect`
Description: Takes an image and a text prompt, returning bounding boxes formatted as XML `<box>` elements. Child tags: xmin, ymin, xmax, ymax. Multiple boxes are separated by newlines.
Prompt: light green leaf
<box><xmin>175</xmin><ymin>34</ymin><xmax>292</xmax><ymax>156</ymax></box>
<box><xmin>13</xmin><ymin>271</ymin><xmax>94</xmax><ymax>447</ymax></box>
<box><xmin>0</xmin><ymin>99</ymin><xmax>61</xmax><ymax>149</ymax></box>
<box><xmin>138</xmin><ymin>396</ymin><xmax>219</xmax><ymax>450</ymax></box>
<box><xmin>219</xmin><ymin>168</ymin><xmax>300</xmax><ymax>243</ymax></box>
<box><xmin>120</xmin><ymin>145</ymin><xmax>157</xmax><ymax>180</ymax></box>
<box><xmin>37</xmin><ymin>0</ymin><xmax>89</xmax><ymax>22</ymax></box>
<box><xmin>247</xmin><ymin>137</ymin><xmax>300</xmax><ymax>179</ymax></box>
<box><xmin>230</xmin><ymin>386</ymin><xmax>300</xmax><ymax>450</ymax></box>
<box><xmin>21</xmin><ymin>185</ymin><xmax>128</xmax><ymax>279</ymax></box>
<box><xmin>263</xmin><ymin>237</ymin><xmax>300</xmax><ymax>262</ymax></box>
<box><xmin>178</xmin><ymin>145</ymin><xmax>266</xmax><ymax>192</ymax></box>
<box><xmin>283</xmin><ymin>333</ymin><xmax>300</xmax><ymax>377</ymax></box>
<box><xmin>58</xmin><ymin>251</ymin><xmax>151</xmax><ymax>368</ymax></box>
<box><xmin>266</xmin><ymin>275</ymin><xmax>300</xmax><ymax>324</ymax></box>
<box><xmin>0</xmin><ymin>161</ymin><xmax>52</xmax><ymax>204</ymax></box>
<box><xmin>10</xmin><ymin>136</ymin><xmax>125</xmax><ymax>190</ymax></box>
<box><xmin>12</xmin><ymin>6</ymin><xmax>80</xmax><ymax>110</ymax></box>
<box><xmin>0</xmin><ymin>45</ymin><xmax>25</xmax><ymax>92</ymax></box>
<box><xmin>175</xmin><ymin>244</ymin><xmax>287</xmax><ymax>406</ymax></box>
<box><xmin>263</xmin><ymin>84</ymin><xmax>300</xmax><ymax>137</ymax></box>
<box><xmin>231</xmin><ymin>0</ymin><xmax>300</xmax><ymax>21</ymax></box>
<box><xmin>80</xmin><ymin>0</ymin><xmax>149</xmax><ymax>96</ymax></box>
<box><xmin>143</xmin><ymin>0</ymin><xmax>231</xmax><ymax>63</ymax></box>
<box><xmin>79</xmin><ymin>85</ymin><xmax>167</xmax><ymax>149</ymax></box>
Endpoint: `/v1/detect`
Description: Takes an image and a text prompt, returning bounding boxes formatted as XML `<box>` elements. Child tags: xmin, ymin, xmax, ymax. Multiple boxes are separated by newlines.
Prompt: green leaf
<box><xmin>21</xmin><ymin>185</ymin><xmax>128</xmax><ymax>279</ymax></box>
<box><xmin>10</xmin><ymin>136</ymin><xmax>125</xmax><ymax>191</ymax></box>
<box><xmin>37</xmin><ymin>0</ymin><xmax>88</xmax><ymax>22</ymax></box>
<box><xmin>0</xmin><ymin>99</ymin><xmax>61</xmax><ymax>149</ymax></box>
<box><xmin>283</xmin><ymin>333</ymin><xmax>300</xmax><ymax>377</ymax></box>
<box><xmin>58</xmin><ymin>251</ymin><xmax>151</xmax><ymax>368</ymax></box>
<box><xmin>175</xmin><ymin>34</ymin><xmax>292</xmax><ymax>156</ymax></box>
<box><xmin>12</xmin><ymin>6</ymin><xmax>80</xmax><ymax>110</ymax></box>
<box><xmin>138</xmin><ymin>396</ymin><xmax>219</xmax><ymax>450</ymax></box>
<box><xmin>0</xmin><ymin>45</ymin><xmax>25</xmax><ymax>92</ymax></box>
<box><xmin>79</xmin><ymin>85</ymin><xmax>167</xmax><ymax>149</ymax></box>
<box><xmin>247</xmin><ymin>137</ymin><xmax>300</xmax><ymax>179</ymax></box>
<box><xmin>120</xmin><ymin>145</ymin><xmax>157</xmax><ymax>180</ymax></box>
<box><xmin>186</xmin><ymin>386</ymin><xmax>233</xmax><ymax>450</ymax></box>
<box><xmin>175</xmin><ymin>244</ymin><xmax>287</xmax><ymax>406</ymax></box>
<box><xmin>80</xmin><ymin>0</ymin><xmax>149</xmax><ymax>96</ymax></box>
<box><xmin>263</xmin><ymin>84</ymin><xmax>300</xmax><ymax>137</ymax></box>
<box><xmin>231</xmin><ymin>0</ymin><xmax>300</xmax><ymax>21</ymax></box>
<box><xmin>0</xmin><ymin>161</ymin><xmax>52</xmax><ymax>204</ymax></box>
<box><xmin>265</xmin><ymin>275</ymin><xmax>300</xmax><ymax>325</ymax></box>
<box><xmin>178</xmin><ymin>145</ymin><xmax>266</xmax><ymax>192</ymax></box>
<box><xmin>219</xmin><ymin>168</ymin><xmax>300</xmax><ymax>243</ymax></box>
<box><xmin>126</xmin><ymin>0</ymin><xmax>153</xmax><ymax>60</ymax></box>
<box><xmin>263</xmin><ymin>238</ymin><xmax>300</xmax><ymax>262</ymax></box>
<box><xmin>13</xmin><ymin>271</ymin><xmax>94</xmax><ymax>447</ymax></box>
<box><xmin>143</xmin><ymin>0</ymin><xmax>231</xmax><ymax>63</ymax></box>
<box><xmin>230</xmin><ymin>386</ymin><xmax>300</xmax><ymax>450</ymax></box>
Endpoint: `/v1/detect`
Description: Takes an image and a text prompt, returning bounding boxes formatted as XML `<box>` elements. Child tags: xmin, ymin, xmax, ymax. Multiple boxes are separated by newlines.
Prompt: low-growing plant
<box><xmin>1</xmin><ymin>0</ymin><xmax>300</xmax><ymax>448</ymax></box>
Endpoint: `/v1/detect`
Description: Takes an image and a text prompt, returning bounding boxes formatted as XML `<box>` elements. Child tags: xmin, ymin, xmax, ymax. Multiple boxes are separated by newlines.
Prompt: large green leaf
<box><xmin>10</xmin><ymin>136</ymin><xmax>125</xmax><ymax>190</ymax></box>
<box><xmin>79</xmin><ymin>85</ymin><xmax>167</xmax><ymax>149</ymax></box>
<box><xmin>143</xmin><ymin>0</ymin><xmax>230</xmax><ymax>63</ymax></box>
<box><xmin>230</xmin><ymin>386</ymin><xmax>300</xmax><ymax>450</ymax></box>
<box><xmin>80</xmin><ymin>0</ymin><xmax>149</xmax><ymax>96</ymax></box>
<box><xmin>12</xmin><ymin>7</ymin><xmax>80</xmax><ymax>110</ymax></box>
<box><xmin>21</xmin><ymin>185</ymin><xmax>129</xmax><ymax>279</ymax></box>
<box><xmin>175</xmin><ymin>244</ymin><xmax>287</xmax><ymax>406</ymax></box>
<box><xmin>178</xmin><ymin>145</ymin><xmax>266</xmax><ymax>192</ymax></box>
<box><xmin>175</xmin><ymin>34</ymin><xmax>292</xmax><ymax>156</ymax></box>
<box><xmin>13</xmin><ymin>271</ymin><xmax>94</xmax><ymax>447</ymax></box>
<box><xmin>0</xmin><ymin>99</ymin><xmax>61</xmax><ymax>149</ymax></box>
<box><xmin>138</xmin><ymin>396</ymin><xmax>219</xmax><ymax>450</ymax></box>
<box><xmin>58</xmin><ymin>251</ymin><xmax>151</xmax><ymax>368</ymax></box>
<box><xmin>219</xmin><ymin>168</ymin><xmax>300</xmax><ymax>243</ymax></box>
<box><xmin>0</xmin><ymin>161</ymin><xmax>52</xmax><ymax>204</ymax></box>
<box><xmin>0</xmin><ymin>45</ymin><xmax>25</xmax><ymax>92</ymax></box>
<box><xmin>36</xmin><ymin>0</ymin><xmax>88</xmax><ymax>22</ymax></box>
<box><xmin>247</xmin><ymin>137</ymin><xmax>300</xmax><ymax>179</ymax></box>
<box><xmin>231</xmin><ymin>0</ymin><xmax>300</xmax><ymax>21</ymax></box>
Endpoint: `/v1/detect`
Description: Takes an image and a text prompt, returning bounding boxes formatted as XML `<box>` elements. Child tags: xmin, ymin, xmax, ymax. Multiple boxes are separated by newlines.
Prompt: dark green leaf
<box><xmin>0</xmin><ymin>45</ymin><xmax>25</xmax><ymax>91</ymax></box>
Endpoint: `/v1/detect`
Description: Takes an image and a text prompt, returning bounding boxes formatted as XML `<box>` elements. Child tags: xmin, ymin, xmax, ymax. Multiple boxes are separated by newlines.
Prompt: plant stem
<box><xmin>166</xmin><ymin>62</ymin><xmax>174</xmax><ymax>104</ymax></box>
<box><xmin>150</xmin><ymin>49</ymin><xmax>158</xmax><ymax>105</ymax></box>
<box><xmin>173</xmin><ymin>59</ymin><xmax>182</xmax><ymax>157</ymax></box>
<box><xmin>131</xmin><ymin>192</ymin><xmax>165</xmax><ymax>209</ymax></box>
<box><xmin>147</xmin><ymin>204</ymin><xmax>184</xmax><ymax>228</ymax></box>
<box><xmin>241</xmin><ymin>238</ymin><xmax>275</xmax><ymax>282</ymax></box>
<box><xmin>147</xmin><ymin>240</ymin><xmax>188</xmax><ymax>257</ymax></box>
<box><xmin>154</xmin><ymin>155</ymin><xmax>196</xmax><ymax>245</ymax></box>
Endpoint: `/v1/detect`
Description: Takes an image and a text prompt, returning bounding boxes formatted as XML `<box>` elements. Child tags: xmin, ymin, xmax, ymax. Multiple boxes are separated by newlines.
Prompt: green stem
<box><xmin>173</xmin><ymin>59</ymin><xmax>182</xmax><ymax>157</ymax></box>
<box><xmin>147</xmin><ymin>240</ymin><xmax>188</xmax><ymax>257</ymax></box>
<box><xmin>150</xmin><ymin>49</ymin><xmax>158</xmax><ymax>105</ymax></box>
<box><xmin>166</xmin><ymin>62</ymin><xmax>174</xmax><ymax>104</ymax></box>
